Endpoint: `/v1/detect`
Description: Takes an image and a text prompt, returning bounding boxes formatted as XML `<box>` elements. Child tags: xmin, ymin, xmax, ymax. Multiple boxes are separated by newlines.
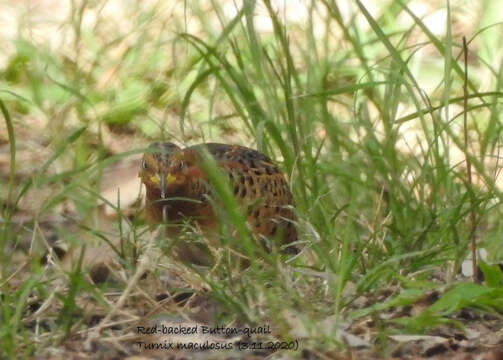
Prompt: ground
<box><xmin>1</xmin><ymin>0</ymin><xmax>503</xmax><ymax>359</ymax></box>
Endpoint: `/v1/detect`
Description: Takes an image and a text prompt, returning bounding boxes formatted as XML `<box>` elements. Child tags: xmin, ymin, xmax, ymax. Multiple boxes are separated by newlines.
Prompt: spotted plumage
<box><xmin>139</xmin><ymin>142</ymin><xmax>297</xmax><ymax>263</ymax></box>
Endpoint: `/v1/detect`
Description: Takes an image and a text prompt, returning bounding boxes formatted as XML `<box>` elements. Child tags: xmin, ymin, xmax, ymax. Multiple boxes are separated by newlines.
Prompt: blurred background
<box><xmin>1</xmin><ymin>0</ymin><xmax>503</xmax><ymax>358</ymax></box>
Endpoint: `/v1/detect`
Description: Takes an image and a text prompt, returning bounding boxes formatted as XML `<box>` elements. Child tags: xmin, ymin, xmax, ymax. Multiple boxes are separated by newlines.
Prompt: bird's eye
<box><xmin>142</xmin><ymin>160</ymin><xmax>147</xmax><ymax>169</ymax></box>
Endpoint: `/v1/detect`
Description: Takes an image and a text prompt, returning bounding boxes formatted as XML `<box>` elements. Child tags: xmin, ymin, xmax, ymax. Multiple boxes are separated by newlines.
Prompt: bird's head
<box><xmin>139</xmin><ymin>142</ymin><xmax>189</xmax><ymax>198</ymax></box>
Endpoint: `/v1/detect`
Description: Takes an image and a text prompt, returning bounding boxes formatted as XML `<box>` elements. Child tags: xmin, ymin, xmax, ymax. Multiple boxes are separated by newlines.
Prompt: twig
<box><xmin>84</xmin><ymin>245</ymin><xmax>154</xmax><ymax>348</ymax></box>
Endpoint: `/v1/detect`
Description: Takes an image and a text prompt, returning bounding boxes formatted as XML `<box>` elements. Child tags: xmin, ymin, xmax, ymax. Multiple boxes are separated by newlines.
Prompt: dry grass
<box><xmin>1</xmin><ymin>0</ymin><xmax>503</xmax><ymax>359</ymax></box>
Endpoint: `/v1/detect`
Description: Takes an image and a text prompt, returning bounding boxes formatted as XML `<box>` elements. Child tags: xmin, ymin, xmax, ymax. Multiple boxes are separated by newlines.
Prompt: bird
<box><xmin>138</xmin><ymin>142</ymin><xmax>298</xmax><ymax>264</ymax></box>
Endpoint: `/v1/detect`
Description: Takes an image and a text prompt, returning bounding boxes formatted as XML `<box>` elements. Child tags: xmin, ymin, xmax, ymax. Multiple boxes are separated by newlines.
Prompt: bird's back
<box><xmin>189</xmin><ymin>143</ymin><xmax>297</xmax><ymax>252</ymax></box>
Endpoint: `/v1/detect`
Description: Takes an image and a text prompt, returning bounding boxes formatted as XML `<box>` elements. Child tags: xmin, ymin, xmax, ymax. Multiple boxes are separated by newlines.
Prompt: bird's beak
<box><xmin>151</xmin><ymin>173</ymin><xmax>176</xmax><ymax>199</ymax></box>
<box><xmin>160</xmin><ymin>173</ymin><xmax>166</xmax><ymax>199</ymax></box>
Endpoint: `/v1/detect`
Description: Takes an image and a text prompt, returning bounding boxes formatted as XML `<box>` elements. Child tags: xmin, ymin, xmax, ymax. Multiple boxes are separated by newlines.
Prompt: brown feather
<box><xmin>139</xmin><ymin>142</ymin><xmax>298</xmax><ymax>262</ymax></box>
